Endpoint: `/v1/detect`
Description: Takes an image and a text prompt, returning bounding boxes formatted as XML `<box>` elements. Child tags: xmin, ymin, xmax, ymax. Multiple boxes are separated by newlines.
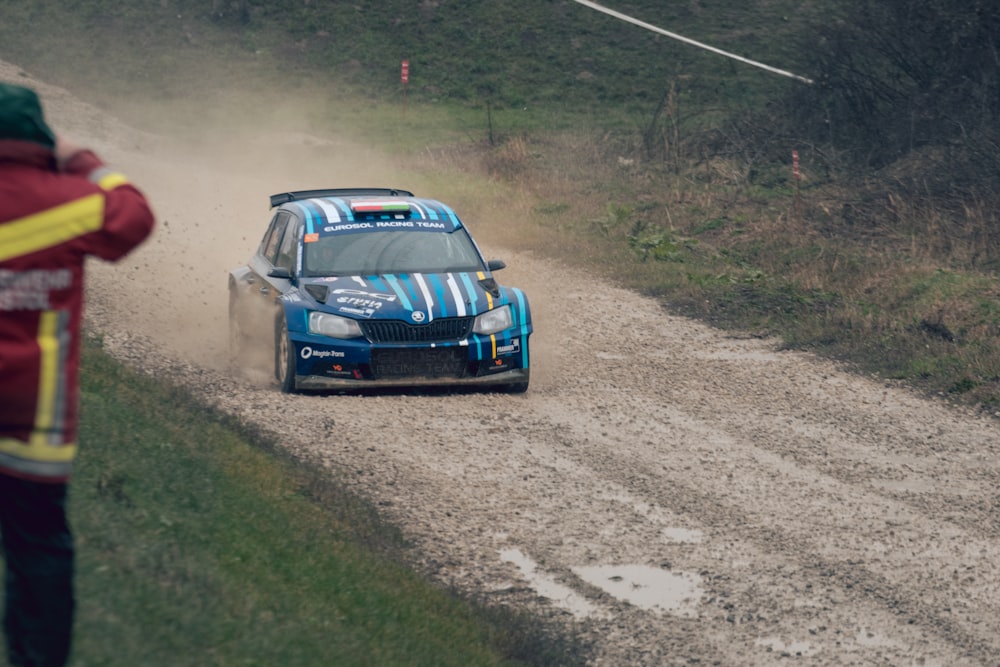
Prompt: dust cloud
<box><xmin>0</xmin><ymin>59</ymin><xmax>436</xmax><ymax>370</ymax></box>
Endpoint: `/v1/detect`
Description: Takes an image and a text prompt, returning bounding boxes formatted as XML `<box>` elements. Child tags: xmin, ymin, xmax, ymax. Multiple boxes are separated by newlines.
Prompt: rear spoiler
<box><xmin>270</xmin><ymin>188</ymin><xmax>415</xmax><ymax>208</ymax></box>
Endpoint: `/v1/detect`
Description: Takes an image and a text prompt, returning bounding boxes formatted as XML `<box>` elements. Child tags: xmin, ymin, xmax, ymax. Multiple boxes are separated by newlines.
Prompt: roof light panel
<box><xmin>350</xmin><ymin>201</ymin><xmax>412</xmax><ymax>213</ymax></box>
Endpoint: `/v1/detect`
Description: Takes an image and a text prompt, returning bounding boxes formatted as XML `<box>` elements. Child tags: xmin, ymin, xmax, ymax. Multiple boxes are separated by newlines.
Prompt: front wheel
<box><xmin>275</xmin><ymin>320</ymin><xmax>297</xmax><ymax>393</ymax></box>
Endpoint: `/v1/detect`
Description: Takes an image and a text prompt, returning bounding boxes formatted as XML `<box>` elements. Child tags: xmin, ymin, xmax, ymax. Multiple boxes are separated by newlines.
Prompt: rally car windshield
<box><xmin>302</xmin><ymin>229</ymin><xmax>486</xmax><ymax>277</ymax></box>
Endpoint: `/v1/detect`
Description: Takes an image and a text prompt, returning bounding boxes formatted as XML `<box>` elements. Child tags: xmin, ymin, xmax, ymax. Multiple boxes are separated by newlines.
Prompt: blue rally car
<box><xmin>228</xmin><ymin>188</ymin><xmax>532</xmax><ymax>393</ymax></box>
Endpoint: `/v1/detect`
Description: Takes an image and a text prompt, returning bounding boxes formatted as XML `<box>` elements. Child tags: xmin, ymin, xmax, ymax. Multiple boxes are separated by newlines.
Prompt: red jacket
<box><xmin>0</xmin><ymin>139</ymin><xmax>154</xmax><ymax>482</ymax></box>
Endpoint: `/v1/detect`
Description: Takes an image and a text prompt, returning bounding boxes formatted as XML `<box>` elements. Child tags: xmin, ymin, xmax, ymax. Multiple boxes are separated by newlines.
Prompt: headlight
<box><xmin>473</xmin><ymin>305</ymin><xmax>513</xmax><ymax>335</ymax></box>
<box><xmin>309</xmin><ymin>311</ymin><xmax>363</xmax><ymax>339</ymax></box>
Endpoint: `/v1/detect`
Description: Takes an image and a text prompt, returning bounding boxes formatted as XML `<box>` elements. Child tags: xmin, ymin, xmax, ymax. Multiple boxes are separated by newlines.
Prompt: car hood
<box><xmin>299</xmin><ymin>272</ymin><xmax>506</xmax><ymax>321</ymax></box>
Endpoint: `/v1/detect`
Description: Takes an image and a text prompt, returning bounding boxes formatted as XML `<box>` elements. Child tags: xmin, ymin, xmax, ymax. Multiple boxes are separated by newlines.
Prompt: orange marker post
<box><xmin>792</xmin><ymin>150</ymin><xmax>801</xmax><ymax>223</ymax></box>
<box><xmin>401</xmin><ymin>59</ymin><xmax>409</xmax><ymax>117</ymax></box>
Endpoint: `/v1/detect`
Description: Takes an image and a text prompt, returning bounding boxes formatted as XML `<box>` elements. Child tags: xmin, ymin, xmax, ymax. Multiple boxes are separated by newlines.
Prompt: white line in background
<box><xmin>569</xmin><ymin>0</ymin><xmax>814</xmax><ymax>85</ymax></box>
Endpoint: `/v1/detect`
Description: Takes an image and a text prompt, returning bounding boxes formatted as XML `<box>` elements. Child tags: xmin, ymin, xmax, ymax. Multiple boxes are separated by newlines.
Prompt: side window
<box><xmin>275</xmin><ymin>219</ymin><xmax>299</xmax><ymax>272</ymax></box>
<box><xmin>260</xmin><ymin>211</ymin><xmax>290</xmax><ymax>264</ymax></box>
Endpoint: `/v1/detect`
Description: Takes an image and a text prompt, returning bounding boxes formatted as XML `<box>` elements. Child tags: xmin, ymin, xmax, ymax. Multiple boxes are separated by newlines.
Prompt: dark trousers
<box><xmin>0</xmin><ymin>475</ymin><xmax>74</xmax><ymax>667</ymax></box>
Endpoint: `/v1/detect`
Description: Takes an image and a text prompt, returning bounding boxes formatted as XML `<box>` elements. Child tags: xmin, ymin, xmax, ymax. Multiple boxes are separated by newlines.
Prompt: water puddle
<box><xmin>500</xmin><ymin>548</ymin><xmax>705</xmax><ymax>618</ymax></box>
<box><xmin>663</xmin><ymin>526</ymin><xmax>703</xmax><ymax>543</ymax></box>
<box><xmin>854</xmin><ymin>628</ymin><xmax>904</xmax><ymax>649</ymax></box>
<box><xmin>499</xmin><ymin>549</ymin><xmax>601</xmax><ymax>619</ymax></box>
<box><xmin>755</xmin><ymin>629</ymin><xmax>911</xmax><ymax>660</ymax></box>
<box><xmin>755</xmin><ymin>636</ymin><xmax>818</xmax><ymax>657</ymax></box>
<box><xmin>571</xmin><ymin>564</ymin><xmax>703</xmax><ymax>617</ymax></box>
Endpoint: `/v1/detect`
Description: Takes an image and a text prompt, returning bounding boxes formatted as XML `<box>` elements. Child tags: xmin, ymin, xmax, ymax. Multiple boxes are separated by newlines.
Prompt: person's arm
<box><xmin>54</xmin><ymin>133</ymin><xmax>156</xmax><ymax>260</ymax></box>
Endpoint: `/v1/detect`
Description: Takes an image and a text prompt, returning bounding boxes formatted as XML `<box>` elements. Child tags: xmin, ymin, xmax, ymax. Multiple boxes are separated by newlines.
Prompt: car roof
<box><xmin>270</xmin><ymin>188</ymin><xmax>465</xmax><ymax>236</ymax></box>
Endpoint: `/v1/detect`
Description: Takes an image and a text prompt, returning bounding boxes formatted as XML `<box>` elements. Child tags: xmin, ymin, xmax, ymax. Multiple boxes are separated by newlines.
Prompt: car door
<box><xmin>245</xmin><ymin>210</ymin><xmax>297</xmax><ymax>343</ymax></box>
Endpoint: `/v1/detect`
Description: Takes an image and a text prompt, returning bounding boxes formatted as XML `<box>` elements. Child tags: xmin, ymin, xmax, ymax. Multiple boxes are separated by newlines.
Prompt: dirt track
<box><xmin>10</xmin><ymin>62</ymin><xmax>1000</xmax><ymax>666</ymax></box>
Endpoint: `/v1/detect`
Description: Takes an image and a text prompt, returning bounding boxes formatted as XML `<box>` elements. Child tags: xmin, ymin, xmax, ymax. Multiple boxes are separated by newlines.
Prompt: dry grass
<box><xmin>454</xmin><ymin>131</ymin><xmax>1000</xmax><ymax>411</ymax></box>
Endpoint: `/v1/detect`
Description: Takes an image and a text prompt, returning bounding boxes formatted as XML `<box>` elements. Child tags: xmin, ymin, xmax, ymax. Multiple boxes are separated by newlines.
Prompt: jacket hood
<box><xmin>0</xmin><ymin>83</ymin><xmax>56</xmax><ymax>149</ymax></box>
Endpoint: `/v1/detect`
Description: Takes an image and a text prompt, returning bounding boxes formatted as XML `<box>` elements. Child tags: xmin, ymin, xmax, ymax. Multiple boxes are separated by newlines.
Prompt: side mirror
<box><xmin>268</xmin><ymin>267</ymin><xmax>294</xmax><ymax>281</ymax></box>
<box><xmin>486</xmin><ymin>259</ymin><xmax>506</xmax><ymax>271</ymax></box>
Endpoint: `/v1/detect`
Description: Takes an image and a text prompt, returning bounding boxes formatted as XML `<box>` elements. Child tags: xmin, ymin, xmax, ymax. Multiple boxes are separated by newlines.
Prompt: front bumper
<box><xmin>293</xmin><ymin>366</ymin><xmax>529</xmax><ymax>391</ymax></box>
<box><xmin>289</xmin><ymin>330</ymin><xmax>529</xmax><ymax>391</ymax></box>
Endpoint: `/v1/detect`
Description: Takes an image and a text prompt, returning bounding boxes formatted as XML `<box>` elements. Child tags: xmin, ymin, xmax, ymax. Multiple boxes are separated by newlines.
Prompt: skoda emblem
<box><xmin>411</xmin><ymin>311</ymin><xmax>426</xmax><ymax>323</ymax></box>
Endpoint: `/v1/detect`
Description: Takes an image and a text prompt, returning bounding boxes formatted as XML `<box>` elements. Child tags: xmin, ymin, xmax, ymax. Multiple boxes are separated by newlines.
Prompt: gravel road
<box><xmin>11</xmin><ymin>62</ymin><xmax>1000</xmax><ymax>666</ymax></box>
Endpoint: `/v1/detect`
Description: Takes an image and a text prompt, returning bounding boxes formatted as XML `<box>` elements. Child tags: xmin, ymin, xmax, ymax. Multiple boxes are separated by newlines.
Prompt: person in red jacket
<box><xmin>0</xmin><ymin>82</ymin><xmax>155</xmax><ymax>667</ymax></box>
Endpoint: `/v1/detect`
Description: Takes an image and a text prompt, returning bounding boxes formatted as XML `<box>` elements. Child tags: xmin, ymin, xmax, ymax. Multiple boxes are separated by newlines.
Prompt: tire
<box><xmin>275</xmin><ymin>320</ymin><xmax>297</xmax><ymax>393</ymax></box>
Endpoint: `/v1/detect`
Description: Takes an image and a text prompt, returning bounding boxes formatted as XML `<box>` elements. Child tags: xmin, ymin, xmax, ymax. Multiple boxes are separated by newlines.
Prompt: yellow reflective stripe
<box><xmin>478</xmin><ymin>271</ymin><xmax>496</xmax><ymax>358</ymax></box>
<box><xmin>0</xmin><ymin>309</ymin><xmax>76</xmax><ymax>469</ymax></box>
<box><xmin>35</xmin><ymin>311</ymin><xmax>60</xmax><ymax>434</ymax></box>
<box><xmin>96</xmin><ymin>171</ymin><xmax>129</xmax><ymax>191</ymax></box>
<box><xmin>0</xmin><ymin>438</ymin><xmax>77</xmax><ymax>463</ymax></box>
<box><xmin>477</xmin><ymin>271</ymin><xmax>494</xmax><ymax>310</ymax></box>
<box><xmin>0</xmin><ymin>194</ymin><xmax>104</xmax><ymax>262</ymax></box>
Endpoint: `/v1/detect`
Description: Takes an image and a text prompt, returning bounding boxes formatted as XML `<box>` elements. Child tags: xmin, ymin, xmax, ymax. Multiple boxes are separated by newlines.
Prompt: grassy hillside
<box><xmin>1</xmin><ymin>0</ymin><xmax>996</xmax><ymax>403</ymax></box>
<box><xmin>0</xmin><ymin>0</ymin><xmax>819</xmax><ymax>120</ymax></box>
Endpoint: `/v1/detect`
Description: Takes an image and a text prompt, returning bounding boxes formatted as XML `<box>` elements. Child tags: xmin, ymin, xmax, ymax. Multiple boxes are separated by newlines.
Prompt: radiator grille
<box><xmin>360</xmin><ymin>317</ymin><xmax>475</xmax><ymax>343</ymax></box>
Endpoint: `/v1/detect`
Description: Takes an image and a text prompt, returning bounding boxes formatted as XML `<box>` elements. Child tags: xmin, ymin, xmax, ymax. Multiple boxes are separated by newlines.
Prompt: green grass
<box><xmin>4</xmin><ymin>0</ymin><xmax>991</xmax><ymax>407</ymax></box>
<box><xmin>0</xmin><ymin>0</ymin><xmax>822</xmax><ymax>139</ymax></box>
<box><xmin>60</xmin><ymin>338</ymin><xmax>582</xmax><ymax>667</ymax></box>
